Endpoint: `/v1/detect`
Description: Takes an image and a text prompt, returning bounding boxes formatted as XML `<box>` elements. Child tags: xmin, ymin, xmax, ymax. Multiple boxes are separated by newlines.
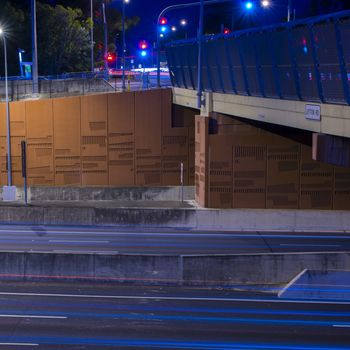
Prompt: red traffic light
<box><xmin>159</xmin><ymin>17</ymin><xmax>167</xmax><ymax>25</ymax></box>
<box><xmin>106</xmin><ymin>52</ymin><xmax>116</xmax><ymax>61</ymax></box>
<box><xmin>223</xmin><ymin>28</ymin><xmax>230</xmax><ymax>35</ymax></box>
<box><xmin>138</xmin><ymin>40</ymin><xmax>149</xmax><ymax>50</ymax></box>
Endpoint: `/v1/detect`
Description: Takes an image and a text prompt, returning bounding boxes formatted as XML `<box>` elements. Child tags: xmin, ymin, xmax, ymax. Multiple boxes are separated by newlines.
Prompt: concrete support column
<box><xmin>195</xmin><ymin>115</ymin><xmax>209</xmax><ymax>207</ymax></box>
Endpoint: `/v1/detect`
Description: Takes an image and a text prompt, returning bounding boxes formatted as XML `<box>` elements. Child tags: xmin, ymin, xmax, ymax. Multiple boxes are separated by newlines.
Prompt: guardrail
<box><xmin>166</xmin><ymin>10</ymin><xmax>350</xmax><ymax>105</ymax></box>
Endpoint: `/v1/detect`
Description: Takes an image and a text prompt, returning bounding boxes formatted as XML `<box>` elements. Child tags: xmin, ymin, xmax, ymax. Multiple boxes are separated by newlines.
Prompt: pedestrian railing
<box><xmin>166</xmin><ymin>10</ymin><xmax>350</xmax><ymax>105</ymax></box>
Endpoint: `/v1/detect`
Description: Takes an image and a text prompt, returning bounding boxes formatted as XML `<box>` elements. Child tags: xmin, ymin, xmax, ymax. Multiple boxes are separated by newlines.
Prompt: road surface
<box><xmin>0</xmin><ymin>281</ymin><xmax>347</xmax><ymax>349</ymax></box>
<box><xmin>0</xmin><ymin>225</ymin><xmax>348</xmax><ymax>254</ymax></box>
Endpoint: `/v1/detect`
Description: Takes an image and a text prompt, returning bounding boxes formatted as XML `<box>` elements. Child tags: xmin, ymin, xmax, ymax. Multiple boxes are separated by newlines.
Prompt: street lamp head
<box><xmin>124</xmin><ymin>0</ymin><xmax>130</xmax><ymax>3</ymax></box>
<box><xmin>261</xmin><ymin>0</ymin><xmax>271</xmax><ymax>8</ymax></box>
<box><xmin>0</xmin><ymin>28</ymin><xmax>3</xmax><ymax>35</ymax></box>
<box><xmin>180</xmin><ymin>19</ymin><xmax>187</xmax><ymax>26</ymax></box>
<box><xmin>171</xmin><ymin>26</ymin><xmax>177</xmax><ymax>32</ymax></box>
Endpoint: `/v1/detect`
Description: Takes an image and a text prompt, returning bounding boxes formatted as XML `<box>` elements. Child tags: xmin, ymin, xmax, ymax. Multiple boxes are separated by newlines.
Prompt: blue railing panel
<box><xmin>165</xmin><ymin>10</ymin><xmax>350</xmax><ymax>106</ymax></box>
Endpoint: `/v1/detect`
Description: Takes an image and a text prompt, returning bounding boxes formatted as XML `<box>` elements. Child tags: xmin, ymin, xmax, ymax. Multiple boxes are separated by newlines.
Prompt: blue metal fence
<box><xmin>165</xmin><ymin>10</ymin><xmax>350</xmax><ymax>105</ymax></box>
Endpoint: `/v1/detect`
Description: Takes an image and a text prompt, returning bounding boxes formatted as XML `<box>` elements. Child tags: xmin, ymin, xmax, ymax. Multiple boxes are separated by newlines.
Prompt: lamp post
<box><xmin>0</xmin><ymin>28</ymin><xmax>12</xmax><ymax>186</ymax></box>
<box><xmin>157</xmin><ymin>0</ymin><xmax>232</xmax><ymax>108</ymax></box>
<box><xmin>287</xmin><ymin>0</ymin><xmax>292</xmax><ymax>22</ymax></box>
<box><xmin>91</xmin><ymin>0</ymin><xmax>94</xmax><ymax>73</ymax></box>
<box><xmin>121</xmin><ymin>0</ymin><xmax>129</xmax><ymax>91</ymax></box>
<box><xmin>31</xmin><ymin>0</ymin><xmax>38</xmax><ymax>94</ymax></box>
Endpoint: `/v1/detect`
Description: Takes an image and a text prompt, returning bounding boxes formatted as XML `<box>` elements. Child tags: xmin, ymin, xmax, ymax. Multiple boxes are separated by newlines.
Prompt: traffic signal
<box><xmin>245</xmin><ymin>1</ymin><xmax>254</xmax><ymax>10</ymax></box>
<box><xmin>223</xmin><ymin>28</ymin><xmax>230</xmax><ymax>35</ymax></box>
<box><xmin>106</xmin><ymin>52</ymin><xmax>117</xmax><ymax>67</ymax></box>
<box><xmin>159</xmin><ymin>17</ymin><xmax>167</xmax><ymax>25</ymax></box>
<box><xmin>138</xmin><ymin>40</ymin><xmax>149</xmax><ymax>58</ymax></box>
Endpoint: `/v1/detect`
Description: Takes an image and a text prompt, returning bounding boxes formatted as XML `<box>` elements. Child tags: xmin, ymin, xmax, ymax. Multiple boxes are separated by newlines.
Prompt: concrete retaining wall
<box><xmin>0</xmin><ymin>251</ymin><xmax>348</xmax><ymax>286</ymax></box>
<box><xmin>23</xmin><ymin>186</ymin><xmax>195</xmax><ymax>202</ymax></box>
<box><xmin>0</xmin><ymin>204</ymin><xmax>349</xmax><ymax>232</ymax></box>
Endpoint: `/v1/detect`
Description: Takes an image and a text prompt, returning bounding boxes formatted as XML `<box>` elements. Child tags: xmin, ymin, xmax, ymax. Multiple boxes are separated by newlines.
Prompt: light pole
<box><xmin>156</xmin><ymin>0</ymin><xmax>233</xmax><ymax>102</ymax></box>
<box><xmin>31</xmin><ymin>0</ymin><xmax>39</xmax><ymax>94</ymax></box>
<box><xmin>121</xmin><ymin>0</ymin><xmax>129</xmax><ymax>91</ymax></box>
<box><xmin>91</xmin><ymin>0</ymin><xmax>94</xmax><ymax>73</ymax></box>
<box><xmin>287</xmin><ymin>0</ymin><xmax>292</xmax><ymax>22</ymax></box>
<box><xmin>0</xmin><ymin>28</ymin><xmax>12</xmax><ymax>186</ymax></box>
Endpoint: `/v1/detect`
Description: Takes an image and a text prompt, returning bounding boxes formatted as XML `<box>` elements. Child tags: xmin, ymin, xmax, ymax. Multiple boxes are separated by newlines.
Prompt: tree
<box><xmin>36</xmin><ymin>3</ymin><xmax>91</xmax><ymax>75</ymax></box>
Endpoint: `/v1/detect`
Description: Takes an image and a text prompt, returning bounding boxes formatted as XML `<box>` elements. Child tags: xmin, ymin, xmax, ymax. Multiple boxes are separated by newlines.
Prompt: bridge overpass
<box><xmin>165</xmin><ymin>10</ymin><xmax>350</xmax><ymax>209</ymax></box>
<box><xmin>167</xmin><ymin>10</ymin><xmax>350</xmax><ymax>169</ymax></box>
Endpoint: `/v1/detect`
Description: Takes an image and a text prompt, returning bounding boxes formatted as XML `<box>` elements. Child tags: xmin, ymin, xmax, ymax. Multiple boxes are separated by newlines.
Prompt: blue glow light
<box><xmin>245</xmin><ymin>1</ymin><xmax>254</xmax><ymax>10</ymax></box>
<box><xmin>140</xmin><ymin>50</ymin><xmax>147</xmax><ymax>57</ymax></box>
<box><xmin>160</xmin><ymin>26</ymin><xmax>167</xmax><ymax>33</ymax></box>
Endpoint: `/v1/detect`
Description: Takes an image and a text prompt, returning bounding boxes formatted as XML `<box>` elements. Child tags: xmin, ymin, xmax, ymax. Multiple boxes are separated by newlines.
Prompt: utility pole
<box><xmin>31</xmin><ymin>0</ymin><xmax>39</xmax><ymax>94</ymax></box>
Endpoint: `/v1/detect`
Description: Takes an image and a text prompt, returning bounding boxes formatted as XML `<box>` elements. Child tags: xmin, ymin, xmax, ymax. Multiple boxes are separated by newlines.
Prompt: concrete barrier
<box><xmin>0</xmin><ymin>204</ymin><xmax>349</xmax><ymax>232</ymax></box>
<box><xmin>4</xmin><ymin>186</ymin><xmax>195</xmax><ymax>202</ymax></box>
<box><xmin>0</xmin><ymin>251</ymin><xmax>348</xmax><ymax>287</ymax></box>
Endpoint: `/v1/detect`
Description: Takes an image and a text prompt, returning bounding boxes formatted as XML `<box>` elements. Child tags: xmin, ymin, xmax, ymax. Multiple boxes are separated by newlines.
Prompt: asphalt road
<box><xmin>0</xmin><ymin>281</ymin><xmax>348</xmax><ymax>349</ymax></box>
<box><xmin>0</xmin><ymin>225</ymin><xmax>348</xmax><ymax>255</ymax></box>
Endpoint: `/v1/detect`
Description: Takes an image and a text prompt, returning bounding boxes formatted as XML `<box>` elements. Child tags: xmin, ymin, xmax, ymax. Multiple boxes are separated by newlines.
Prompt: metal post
<box><xmin>3</xmin><ymin>36</ymin><xmax>12</xmax><ymax>186</ymax></box>
<box><xmin>180</xmin><ymin>162</ymin><xmax>184</xmax><ymax>202</ymax></box>
<box><xmin>122</xmin><ymin>0</ymin><xmax>126</xmax><ymax>91</ymax></box>
<box><xmin>287</xmin><ymin>0</ymin><xmax>292</xmax><ymax>22</ymax></box>
<box><xmin>102</xmin><ymin>2</ymin><xmax>108</xmax><ymax>79</ymax></box>
<box><xmin>197</xmin><ymin>0</ymin><xmax>204</xmax><ymax>109</ymax></box>
<box><xmin>21</xmin><ymin>141</ymin><xmax>27</xmax><ymax>205</ymax></box>
<box><xmin>156</xmin><ymin>24</ymin><xmax>161</xmax><ymax>88</ymax></box>
<box><xmin>31</xmin><ymin>0</ymin><xmax>39</xmax><ymax>94</ymax></box>
<box><xmin>91</xmin><ymin>0</ymin><xmax>94</xmax><ymax>73</ymax></box>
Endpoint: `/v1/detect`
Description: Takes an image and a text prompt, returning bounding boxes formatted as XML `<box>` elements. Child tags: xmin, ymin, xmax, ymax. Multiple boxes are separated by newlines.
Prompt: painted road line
<box><xmin>0</xmin><ymin>292</ymin><xmax>349</xmax><ymax>305</ymax></box>
<box><xmin>279</xmin><ymin>244</ymin><xmax>341</xmax><ymax>247</ymax></box>
<box><xmin>0</xmin><ymin>314</ymin><xmax>67</xmax><ymax>319</ymax></box>
<box><xmin>49</xmin><ymin>240</ymin><xmax>110</xmax><ymax>244</ymax></box>
<box><xmin>333</xmin><ymin>324</ymin><xmax>350</xmax><ymax>328</ymax></box>
<box><xmin>0</xmin><ymin>343</ymin><xmax>38</xmax><ymax>347</ymax></box>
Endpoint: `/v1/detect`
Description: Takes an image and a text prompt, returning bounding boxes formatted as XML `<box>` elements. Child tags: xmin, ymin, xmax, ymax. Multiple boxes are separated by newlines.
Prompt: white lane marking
<box><xmin>49</xmin><ymin>240</ymin><xmax>109</xmax><ymax>244</ymax></box>
<box><xmin>0</xmin><ymin>228</ymin><xmax>349</xmax><ymax>239</ymax></box>
<box><xmin>0</xmin><ymin>314</ymin><xmax>66</xmax><ymax>319</ymax></box>
<box><xmin>0</xmin><ymin>343</ymin><xmax>38</xmax><ymax>347</ymax></box>
<box><xmin>52</xmin><ymin>250</ymin><xmax>118</xmax><ymax>254</ymax></box>
<box><xmin>0</xmin><ymin>292</ymin><xmax>349</xmax><ymax>305</ymax></box>
<box><xmin>279</xmin><ymin>244</ymin><xmax>341</xmax><ymax>247</ymax></box>
<box><xmin>333</xmin><ymin>324</ymin><xmax>350</xmax><ymax>328</ymax></box>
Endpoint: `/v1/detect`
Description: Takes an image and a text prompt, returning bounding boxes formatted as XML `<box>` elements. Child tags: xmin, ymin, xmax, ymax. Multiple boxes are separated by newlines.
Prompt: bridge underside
<box><xmin>171</xmin><ymin>89</ymin><xmax>350</xmax><ymax>210</ymax></box>
<box><xmin>173</xmin><ymin>87</ymin><xmax>350</xmax><ymax>168</ymax></box>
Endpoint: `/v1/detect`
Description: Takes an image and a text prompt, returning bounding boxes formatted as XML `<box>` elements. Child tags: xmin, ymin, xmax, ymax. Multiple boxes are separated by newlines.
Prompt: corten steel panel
<box><xmin>333</xmin><ymin>167</ymin><xmax>350</xmax><ymax>210</ymax></box>
<box><xmin>9</xmin><ymin>101</ymin><xmax>26</xmax><ymax>137</ymax></box>
<box><xmin>233</xmin><ymin>142</ymin><xmax>267</xmax><ymax>209</ymax></box>
<box><xmin>267</xmin><ymin>143</ymin><xmax>300</xmax><ymax>209</ymax></box>
<box><xmin>25</xmin><ymin>99</ymin><xmax>54</xmax><ymax>186</ymax></box>
<box><xmin>0</xmin><ymin>137</ymin><xmax>26</xmax><ymax>187</ymax></box>
<box><xmin>195</xmin><ymin>116</ymin><xmax>209</xmax><ymax>207</ymax></box>
<box><xmin>53</xmin><ymin>97</ymin><xmax>81</xmax><ymax>186</ymax></box>
<box><xmin>108</xmin><ymin>92</ymin><xmax>135</xmax><ymax>186</ymax></box>
<box><xmin>188</xmin><ymin>126</ymin><xmax>195</xmax><ymax>186</ymax></box>
<box><xmin>300</xmin><ymin>145</ymin><xmax>333</xmax><ymax>209</ymax></box>
<box><xmin>162</xmin><ymin>89</ymin><xmax>189</xmax><ymax>186</ymax></box>
<box><xmin>208</xmin><ymin>135</ymin><xmax>233</xmax><ymax>208</ymax></box>
<box><xmin>81</xmin><ymin>94</ymin><xmax>108</xmax><ymax>186</ymax></box>
<box><xmin>135</xmin><ymin>90</ymin><xmax>162</xmax><ymax>186</ymax></box>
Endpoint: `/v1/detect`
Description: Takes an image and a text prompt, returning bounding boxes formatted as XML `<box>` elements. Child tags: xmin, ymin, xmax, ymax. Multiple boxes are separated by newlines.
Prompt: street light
<box><xmin>261</xmin><ymin>0</ymin><xmax>271</xmax><ymax>8</ymax></box>
<box><xmin>180</xmin><ymin>19</ymin><xmax>187</xmax><ymax>26</ymax></box>
<box><xmin>31</xmin><ymin>0</ymin><xmax>38</xmax><ymax>94</ymax></box>
<box><xmin>91</xmin><ymin>0</ymin><xmax>94</xmax><ymax>73</ymax></box>
<box><xmin>121</xmin><ymin>0</ymin><xmax>129</xmax><ymax>91</ymax></box>
<box><xmin>0</xmin><ymin>28</ymin><xmax>12</xmax><ymax>186</ymax></box>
